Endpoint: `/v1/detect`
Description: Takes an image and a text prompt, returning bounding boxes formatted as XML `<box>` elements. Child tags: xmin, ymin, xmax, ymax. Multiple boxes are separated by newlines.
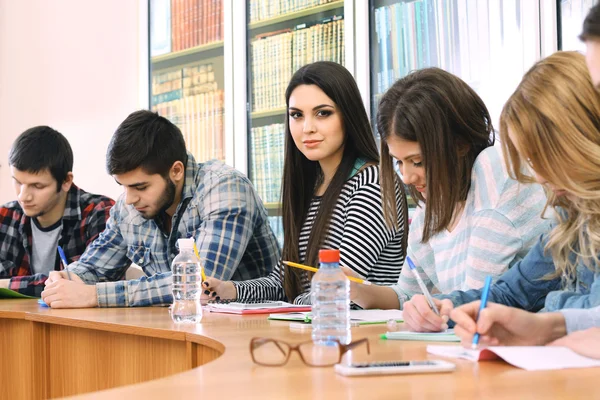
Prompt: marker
<box><xmin>405</xmin><ymin>256</ymin><xmax>439</xmax><ymax>316</ymax></box>
<box><xmin>472</xmin><ymin>276</ymin><xmax>493</xmax><ymax>349</ymax></box>
<box><xmin>57</xmin><ymin>246</ymin><xmax>72</xmax><ymax>281</ymax></box>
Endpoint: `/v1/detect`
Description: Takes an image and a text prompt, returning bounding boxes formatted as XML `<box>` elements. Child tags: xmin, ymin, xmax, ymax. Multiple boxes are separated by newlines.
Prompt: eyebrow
<box><xmin>11</xmin><ymin>176</ymin><xmax>46</xmax><ymax>185</ymax></box>
<box><xmin>113</xmin><ymin>179</ymin><xmax>149</xmax><ymax>188</ymax></box>
<box><xmin>288</xmin><ymin>104</ymin><xmax>334</xmax><ymax>111</ymax></box>
<box><xmin>390</xmin><ymin>153</ymin><xmax>421</xmax><ymax>162</ymax></box>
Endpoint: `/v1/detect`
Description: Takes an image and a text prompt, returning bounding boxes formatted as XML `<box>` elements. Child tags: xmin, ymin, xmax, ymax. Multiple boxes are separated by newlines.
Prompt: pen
<box><xmin>405</xmin><ymin>256</ymin><xmax>439</xmax><ymax>316</ymax></box>
<box><xmin>192</xmin><ymin>241</ymin><xmax>207</xmax><ymax>282</ymax></box>
<box><xmin>282</xmin><ymin>261</ymin><xmax>372</xmax><ymax>285</ymax></box>
<box><xmin>57</xmin><ymin>246</ymin><xmax>72</xmax><ymax>281</ymax></box>
<box><xmin>472</xmin><ymin>275</ymin><xmax>493</xmax><ymax>349</ymax></box>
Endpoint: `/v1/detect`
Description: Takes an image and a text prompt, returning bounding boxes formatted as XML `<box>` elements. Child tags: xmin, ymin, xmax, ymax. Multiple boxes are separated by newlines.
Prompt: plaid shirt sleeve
<box><xmin>195</xmin><ymin>171</ymin><xmax>258</xmax><ymax>280</ymax></box>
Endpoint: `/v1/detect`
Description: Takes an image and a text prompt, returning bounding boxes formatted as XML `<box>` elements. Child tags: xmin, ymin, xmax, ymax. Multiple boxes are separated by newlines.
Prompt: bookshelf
<box><xmin>149</xmin><ymin>0</ymin><xmax>226</xmax><ymax>164</ymax></box>
<box><xmin>248</xmin><ymin>0</ymin><xmax>344</xmax><ymax>29</ymax></box>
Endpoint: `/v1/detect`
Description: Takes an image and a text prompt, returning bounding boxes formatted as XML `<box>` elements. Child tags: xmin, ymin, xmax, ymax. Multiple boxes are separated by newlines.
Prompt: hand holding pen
<box><xmin>57</xmin><ymin>245</ymin><xmax>72</xmax><ymax>281</ymax></box>
<box><xmin>402</xmin><ymin>256</ymin><xmax>454</xmax><ymax>332</ymax></box>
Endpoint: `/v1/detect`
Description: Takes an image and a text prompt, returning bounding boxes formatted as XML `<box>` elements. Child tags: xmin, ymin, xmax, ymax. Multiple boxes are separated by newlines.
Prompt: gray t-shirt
<box><xmin>31</xmin><ymin>218</ymin><xmax>62</xmax><ymax>275</ymax></box>
<box><xmin>560</xmin><ymin>306</ymin><xmax>600</xmax><ymax>333</ymax></box>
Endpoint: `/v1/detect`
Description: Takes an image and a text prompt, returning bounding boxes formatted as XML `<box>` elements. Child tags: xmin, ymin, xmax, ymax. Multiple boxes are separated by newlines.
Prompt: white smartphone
<box><xmin>334</xmin><ymin>360</ymin><xmax>456</xmax><ymax>376</ymax></box>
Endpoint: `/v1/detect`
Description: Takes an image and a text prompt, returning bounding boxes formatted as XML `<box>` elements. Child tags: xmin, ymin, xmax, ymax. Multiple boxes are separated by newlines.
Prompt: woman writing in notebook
<box><xmin>348</xmin><ymin>68</ymin><xmax>550</xmax><ymax>317</ymax></box>
<box><xmin>201</xmin><ymin>61</ymin><xmax>407</xmax><ymax>304</ymax></box>
<box><xmin>403</xmin><ymin>51</ymin><xmax>600</xmax><ymax>334</ymax></box>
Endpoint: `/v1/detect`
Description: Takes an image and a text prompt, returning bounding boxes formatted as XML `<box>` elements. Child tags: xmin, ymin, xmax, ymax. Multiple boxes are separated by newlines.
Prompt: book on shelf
<box><xmin>249</xmin><ymin>123</ymin><xmax>285</xmax><ymax>204</ymax></box>
<box><xmin>168</xmin><ymin>0</ymin><xmax>223</xmax><ymax>54</ymax></box>
<box><xmin>152</xmin><ymin>61</ymin><xmax>224</xmax><ymax>162</ymax></box>
<box><xmin>251</xmin><ymin>17</ymin><xmax>344</xmax><ymax>113</ymax></box>
<box><xmin>249</xmin><ymin>0</ymin><xmax>339</xmax><ymax>24</ymax></box>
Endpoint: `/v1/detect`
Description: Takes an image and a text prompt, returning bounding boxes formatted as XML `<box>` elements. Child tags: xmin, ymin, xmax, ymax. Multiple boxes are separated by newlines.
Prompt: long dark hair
<box><xmin>281</xmin><ymin>61</ymin><xmax>380</xmax><ymax>301</ymax></box>
<box><xmin>377</xmin><ymin>68</ymin><xmax>494</xmax><ymax>243</ymax></box>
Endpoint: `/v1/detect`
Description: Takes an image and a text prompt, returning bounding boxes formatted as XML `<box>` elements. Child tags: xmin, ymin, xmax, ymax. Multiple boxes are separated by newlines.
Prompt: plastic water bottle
<box><xmin>171</xmin><ymin>238</ymin><xmax>203</xmax><ymax>323</ymax></box>
<box><xmin>311</xmin><ymin>249</ymin><xmax>351</xmax><ymax>345</ymax></box>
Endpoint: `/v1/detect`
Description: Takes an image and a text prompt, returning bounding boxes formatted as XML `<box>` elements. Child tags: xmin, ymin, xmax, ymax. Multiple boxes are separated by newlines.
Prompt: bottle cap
<box><xmin>177</xmin><ymin>238</ymin><xmax>195</xmax><ymax>250</ymax></box>
<box><xmin>319</xmin><ymin>249</ymin><xmax>340</xmax><ymax>263</ymax></box>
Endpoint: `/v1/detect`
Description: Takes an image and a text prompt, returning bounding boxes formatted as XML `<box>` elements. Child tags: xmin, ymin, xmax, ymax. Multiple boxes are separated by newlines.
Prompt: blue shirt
<box><xmin>68</xmin><ymin>153</ymin><xmax>280</xmax><ymax>307</ymax></box>
<box><xmin>437</xmin><ymin>233</ymin><xmax>600</xmax><ymax>312</ymax></box>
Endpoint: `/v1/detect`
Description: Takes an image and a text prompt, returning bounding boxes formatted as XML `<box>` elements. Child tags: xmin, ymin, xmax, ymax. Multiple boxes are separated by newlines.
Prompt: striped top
<box><xmin>391</xmin><ymin>145</ymin><xmax>553</xmax><ymax>307</ymax></box>
<box><xmin>234</xmin><ymin>164</ymin><xmax>406</xmax><ymax>304</ymax></box>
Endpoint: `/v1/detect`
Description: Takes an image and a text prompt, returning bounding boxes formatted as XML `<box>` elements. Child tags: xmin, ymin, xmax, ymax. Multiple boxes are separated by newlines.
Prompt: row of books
<box><xmin>150</xmin><ymin>0</ymin><xmax>223</xmax><ymax>56</ymax></box>
<box><xmin>249</xmin><ymin>123</ymin><xmax>285</xmax><ymax>204</ymax></box>
<box><xmin>153</xmin><ymin>91</ymin><xmax>225</xmax><ymax>162</ymax></box>
<box><xmin>251</xmin><ymin>17</ymin><xmax>345</xmax><ymax>113</ymax></box>
<box><xmin>249</xmin><ymin>0</ymin><xmax>338</xmax><ymax>23</ymax></box>
<box><xmin>372</xmin><ymin>0</ymin><xmax>479</xmax><ymax>97</ymax></box>
<box><xmin>152</xmin><ymin>62</ymin><xmax>218</xmax><ymax>105</ymax></box>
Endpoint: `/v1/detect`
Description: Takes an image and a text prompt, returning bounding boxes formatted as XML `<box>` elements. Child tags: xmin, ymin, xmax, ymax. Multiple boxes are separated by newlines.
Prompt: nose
<box><xmin>400</xmin><ymin>164</ymin><xmax>419</xmax><ymax>186</ymax></box>
<box><xmin>302</xmin><ymin>117</ymin><xmax>316</xmax><ymax>134</ymax></box>
<box><xmin>17</xmin><ymin>185</ymin><xmax>32</xmax><ymax>202</ymax></box>
<box><xmin>124</xmin><ymin>188</ymin><xmax>139</xmax><ymax>206</ymax></box>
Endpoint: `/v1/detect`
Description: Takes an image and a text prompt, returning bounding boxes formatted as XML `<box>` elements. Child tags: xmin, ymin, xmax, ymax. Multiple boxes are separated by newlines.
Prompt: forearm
<box><xmin>353</xmin><ymin>284</ymin><xmax>400</xmax><ymax>309</ymax></box>
<box><xmin>537</xmin><ymin>313</ymin><xmax>568</xmax><ymax>344</ymax></box>
<box><xmin>7</xmin><ymin>274</ymin><xmax>48</xmax><ymax>297</ymax></box>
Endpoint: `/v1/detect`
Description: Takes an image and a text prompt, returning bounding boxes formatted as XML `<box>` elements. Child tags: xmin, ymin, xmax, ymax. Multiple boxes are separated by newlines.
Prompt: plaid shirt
<box><xmin>0</xmin><ymin>185</ymin><xmax>114</xmax><ymax>297</ymax></box>
<box><xmin>68</xmin><ymin>153</ymin><xmax>280</xmax><ymax>307</ymax></box>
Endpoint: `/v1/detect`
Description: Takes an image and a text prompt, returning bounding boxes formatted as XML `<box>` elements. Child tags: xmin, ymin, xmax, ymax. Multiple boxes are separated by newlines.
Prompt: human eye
<box><xmin>316</xmin><ymin>109</ymin><xmax>332</xmax><ymax>117</ymax></box>
<box><xmin>289</xmin><ymin>111</ymin><xmax>302</xmax><ymax>119</ymax></box>
<box><xmin>413</xmin><ymin>161</ymin><xmax>423</xmax><ymax>167</ymax></box>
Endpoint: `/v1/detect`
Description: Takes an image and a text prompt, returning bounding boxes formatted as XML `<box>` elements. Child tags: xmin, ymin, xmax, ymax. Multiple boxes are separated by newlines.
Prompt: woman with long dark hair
<box><xmin>201</xmin><ymin>61</ymin><xmax>407</xmax><ymax>303</ymax></box>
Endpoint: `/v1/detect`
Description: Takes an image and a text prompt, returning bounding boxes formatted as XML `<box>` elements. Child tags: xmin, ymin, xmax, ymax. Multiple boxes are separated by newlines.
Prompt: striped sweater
<box><xmin>234</xmin><ymin>164</ymin><xmax>406</xmax><ymax>304</ymax></box>
<box><xmin>391</xmin><ymin>145</ymin><xmax>553</xmax><ymax>307</ymax></box>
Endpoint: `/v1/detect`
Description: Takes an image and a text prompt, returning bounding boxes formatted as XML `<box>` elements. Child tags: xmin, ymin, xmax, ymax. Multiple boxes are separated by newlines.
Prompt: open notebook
<box><xmin>0</xmin><ymin>288</ymin><xmax>36</xmax><ymax>299</ymax></box>
<box><xmin>268</xmin><ymin>309</ymin><xmax>404</xmax><ymax>325</ymax></box>
<box><xmin>204</xmin><ymin>301</ymin><xmax>311</xmax><ymax>315</ymax></box>
<box><xmin>427</xmin><ymin>345</ymin><xmax>600</xmax><ymax>371</ymax></box>
<box><xmin>382</xmin><ymin>330</ymin><xmax>460</xmax><ymax>342</ymax></box>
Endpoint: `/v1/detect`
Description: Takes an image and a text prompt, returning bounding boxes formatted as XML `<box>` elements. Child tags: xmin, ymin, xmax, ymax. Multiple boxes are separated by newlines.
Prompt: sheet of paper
<box><xmin>427</xmin><ymin>345</ymin><xmax>600</xmax><ymax>370</ymax></box>
<box><xmin>348</xmin><ymin>309</ymin><xmax>404</xmax><ymax>323</ymax></box>
<box><xmin>384</xmin><ymin>329</ymin><xmax>460</xmax><ymax>342</ymax></box>
<box><xmin>0</xmin><ymin>288</ymin><xmax>37</xmax><ymax>299</ymax></box>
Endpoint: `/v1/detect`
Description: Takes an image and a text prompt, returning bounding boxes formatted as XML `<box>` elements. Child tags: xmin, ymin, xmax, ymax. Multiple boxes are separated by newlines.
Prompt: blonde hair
<box><xmin>500</xmin><ymin>51</ymin><xmax>600</xmax><ymax>280</ymax></box>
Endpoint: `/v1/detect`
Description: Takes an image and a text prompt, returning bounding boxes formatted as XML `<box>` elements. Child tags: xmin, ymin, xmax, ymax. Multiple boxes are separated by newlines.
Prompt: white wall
<box><xmin>0</xmin><ymin>0</ymin><xmax>148</xmax><ymax>204</ymax></box>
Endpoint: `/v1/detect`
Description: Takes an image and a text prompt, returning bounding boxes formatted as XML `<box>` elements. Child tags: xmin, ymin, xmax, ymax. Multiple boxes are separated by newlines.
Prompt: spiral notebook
<box><xmin>204</xmin><ymin>300</ymin><xmax>311</xmax><ymax>315</ymax></box>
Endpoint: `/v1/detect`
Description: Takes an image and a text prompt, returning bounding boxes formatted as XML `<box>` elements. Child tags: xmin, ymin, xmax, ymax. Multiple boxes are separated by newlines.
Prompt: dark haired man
<box><xmin>0</xmin><ymin>126</ymin><xmax>114</xmax><ymax>297</ymax></box>
<box><xmin>43</xmin><ymin>110</ymin><xmax>279</xmax><ymax>308</ymax></box>
<box><xmin>581</xmin><ymin>3</ymin><xmax>600</xmax><ymax>89</ymax></box>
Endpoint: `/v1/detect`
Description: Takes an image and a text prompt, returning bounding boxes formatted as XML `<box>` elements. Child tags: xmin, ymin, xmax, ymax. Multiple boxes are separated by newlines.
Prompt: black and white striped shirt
<box><xmin>234</xmin><ymin>165</ymin><xmax>406</xmax><ymax>304</ymax></box>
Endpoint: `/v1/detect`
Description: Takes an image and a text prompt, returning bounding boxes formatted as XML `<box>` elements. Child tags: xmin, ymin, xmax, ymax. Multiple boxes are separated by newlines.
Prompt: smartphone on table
<box><xmin>335</xmin><ymin>360</ymin><xmax>455</xmax><ymax>376</ymax></box>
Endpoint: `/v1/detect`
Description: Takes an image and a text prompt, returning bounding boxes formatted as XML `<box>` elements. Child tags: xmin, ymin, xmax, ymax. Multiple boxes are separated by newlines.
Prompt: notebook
<box><xmin>268</xmin><ymin>309</ymin><xmax>404</xmax><ymax>325</ymax></box>
<box><xmin>381</xmin><ymin>329</ymin><xmax>460</xmax><ymax>342</ymax></box>
<box><xmin>0</xmin><ymin>288</ymin><xmax>37</xmax><ymax>299</ymax></box>
<box><xmin>427</xmin><ymin>345</ymin><xmax>600</xmax><ymax>371</ymax></box>
<box><xmin>204</xmin><ymin>300</ymin><xmax>311</xmax><ymax>315</ymax></box>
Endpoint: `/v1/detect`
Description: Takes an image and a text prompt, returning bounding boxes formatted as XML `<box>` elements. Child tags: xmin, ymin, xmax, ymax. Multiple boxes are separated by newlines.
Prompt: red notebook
<box><xmin>204</xmin><ymin>301</ymin><xmax>311</xmax><ymax>315</ymax></box>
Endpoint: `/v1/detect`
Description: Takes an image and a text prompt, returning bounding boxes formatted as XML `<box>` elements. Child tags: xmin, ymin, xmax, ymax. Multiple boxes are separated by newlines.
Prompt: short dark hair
<box><xmin>8</xmin><ymin>126</ymin><xmax>73</xmax><ymax>191</ymax></box>
<box><xmin>377</xmin><ymin>68</ymin><xmax>494</xmax><ymax>243</ymax></box>
<box><xmin>580</xmin><ymin>3</ymin><xmax>600</xmax><ymax>41</ymax></box>
<box><xmin>106</xmin><ymin>110</ymin><xmax>188</xmax><ymax>176</ymax></box>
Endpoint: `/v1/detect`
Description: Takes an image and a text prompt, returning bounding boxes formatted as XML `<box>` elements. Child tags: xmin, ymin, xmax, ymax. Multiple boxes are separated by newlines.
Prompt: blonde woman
<box><xmin>403</xmin><ymin>51</ymin><xmax>600</xmax><ymax>333</ymax></box>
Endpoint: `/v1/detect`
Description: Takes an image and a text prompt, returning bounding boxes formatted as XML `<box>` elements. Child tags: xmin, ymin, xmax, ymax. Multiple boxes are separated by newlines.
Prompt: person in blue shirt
<box><xmin>403</xmin><ymin>51</ymin><xmax>600</xmax><ymax>334</ymax></box>
<box><xmin>41</xmin><ymin>110</ymin><xmax>280</xmax><ymax>308</ymax></box>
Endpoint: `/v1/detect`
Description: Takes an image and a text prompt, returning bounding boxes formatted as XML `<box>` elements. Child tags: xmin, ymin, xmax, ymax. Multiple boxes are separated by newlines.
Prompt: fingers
<box><xmin>201</xmin><ymin>279</ymin><xmax>221</xmax><ymax>301</ymax></box>
<box><xmin>46</xmin><ymin>271</ymin><xmax>64</xmax><ymax>285</ymax></box>
<box><xmin>403</xmin><ymin>296</ymin><xmax>446</xmax><ymax>332</ymax></box>
<box><xmin>450</xmin><ymin>302</ymin><xmax>480</xmax><ymax>335</ymax></box>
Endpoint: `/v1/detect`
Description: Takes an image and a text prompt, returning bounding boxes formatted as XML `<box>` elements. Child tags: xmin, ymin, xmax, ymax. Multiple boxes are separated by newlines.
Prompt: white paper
<box><xmin>427</xmin><ymin>345</ymin><xmax>600</xmax><ymax>371</ymax></box>
<box><xmin>348</xmin><ymin>309</ymin><xmax>404</xmax><ymax>323</ymax></box>
<box><xmin>386</xmin><ymin>329</ymin><xmax>460</xmax><ymax>342</ymax></box>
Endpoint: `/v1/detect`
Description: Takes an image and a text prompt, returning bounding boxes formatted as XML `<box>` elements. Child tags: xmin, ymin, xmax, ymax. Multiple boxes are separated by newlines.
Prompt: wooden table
<box><xmin>0</xmin><ymin>300</ymin><xmax>597</xmax><ymax>399</ymax></box>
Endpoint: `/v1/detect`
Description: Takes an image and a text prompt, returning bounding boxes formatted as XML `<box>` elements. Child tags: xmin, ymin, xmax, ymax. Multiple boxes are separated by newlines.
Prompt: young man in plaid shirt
<box><xmin>0</xmin><ymin>126</ymin><xmax>115</xmax><ymax>297</ymax></box>
<box><xmin>42</xmin><ymin>110</ymin><xmax>280</xmax><ymax>308</ymax></box>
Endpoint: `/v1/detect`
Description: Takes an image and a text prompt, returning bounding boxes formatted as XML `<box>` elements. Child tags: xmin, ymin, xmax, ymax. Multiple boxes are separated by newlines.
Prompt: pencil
<box><xmin>282</xmin><ymin>261</ymin><xmax>372</xmax><ymax>285</ymax></box>
<box><xmin>192</xmin><ymin>241</ymin><xmax>207</xmax><ymax>282</ymax></box>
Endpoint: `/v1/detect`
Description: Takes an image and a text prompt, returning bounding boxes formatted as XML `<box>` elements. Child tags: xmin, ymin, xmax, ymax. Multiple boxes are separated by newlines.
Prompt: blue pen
<box><xmin>472</xmin><ymin>275</ymin><xmax>493</xmax><ymax>349</ymax></box>
<box><xmin>405</xmin><ymin>256</ymin><xmax>440</xmax><ymax>317</ymax></box>
<box><xmin>57</xmin><ymin>246</ymin><xmax>72</xmax><ymax>281</ymax></box>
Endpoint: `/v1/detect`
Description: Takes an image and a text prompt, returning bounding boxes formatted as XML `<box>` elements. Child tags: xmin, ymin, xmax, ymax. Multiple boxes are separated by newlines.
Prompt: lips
<box><xmin>303</xmin><ymin>140</ymin><xmax>322</xmax><ymax>148</ymax></box>
<box><xmin>414</xmin><ymin>185</ymin><xmax>426</xmax><ymax>193</ymax></box>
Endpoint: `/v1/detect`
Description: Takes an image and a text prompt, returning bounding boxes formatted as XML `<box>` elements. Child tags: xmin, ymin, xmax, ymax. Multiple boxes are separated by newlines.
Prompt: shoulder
<box><xmin>195</xmin><ymin>160</ymin><xmax>253</xmax><ymax>192</ymax></box>
<box><xmin>469</xmin><ymin>145</ymin><xmax>514</xmax><ymax>211</ymax></box>
<box><xmin>0</xmin><ymin>201</ymin><xmax>24</xmax><ymax>224</ymax></box>
<box><xmin>76</xmin><ymin>187</ymin><xmax>115</xmax><ymax>211</ymax></box>
<box><xmin>346</xmin><ymin>164</ymin><xmax>381</xmax><ymax>193</ymax></box>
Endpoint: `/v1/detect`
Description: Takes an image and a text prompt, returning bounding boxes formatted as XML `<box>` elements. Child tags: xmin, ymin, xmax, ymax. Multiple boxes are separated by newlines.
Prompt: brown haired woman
<box><xmin>350</xmin><ymin>68</ymin><xmax>551</xmax><ymax>330</ymax></box>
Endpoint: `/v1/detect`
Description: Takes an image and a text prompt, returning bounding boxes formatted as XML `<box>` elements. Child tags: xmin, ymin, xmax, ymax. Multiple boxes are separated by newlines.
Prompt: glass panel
<box><xmin>247</xmin><ymin>0</ymin><xmax>346</xmax><ymax>247</ymax></box>
<box><xmin>369</xmin><ymin>0</ymin><xmax>539</xmax><ymax>133</ymax></box>
<box><xmin>560</xmin><ymin>0</ymin><xmax>598</xmax><ymax>51</ymax></box>
<box><xmin>149</xmin><ymin>0</ymin><xmax>226</xmax><ymax>163</ymax></box>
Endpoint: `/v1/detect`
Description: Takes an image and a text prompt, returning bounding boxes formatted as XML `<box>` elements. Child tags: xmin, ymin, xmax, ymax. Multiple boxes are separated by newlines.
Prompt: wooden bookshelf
<box><xmin>248</xmin><ymin>0</ymin><xmax>344</xmax><ymax>30</ymax></box>
<box><xmin>151</xmin><ymin>41</ymin><xmax>224</xmax><ymax>64</ymax></box>
<box><xmin>251</xmin><ymin>107</ymin><xmax>287</xmax><ymax>119</ymax></box>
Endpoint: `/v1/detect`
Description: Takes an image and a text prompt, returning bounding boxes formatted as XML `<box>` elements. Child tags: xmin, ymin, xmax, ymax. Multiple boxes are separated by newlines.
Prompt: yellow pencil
<box><xmin>192</xmin><ymin>241</ymin><xmax>207</xmax><ymax>282</ymax></box>
<box><xmin>282</xmin><ymin>261</ymin><xmax>372</xmax><ymax>285</ymax></box>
